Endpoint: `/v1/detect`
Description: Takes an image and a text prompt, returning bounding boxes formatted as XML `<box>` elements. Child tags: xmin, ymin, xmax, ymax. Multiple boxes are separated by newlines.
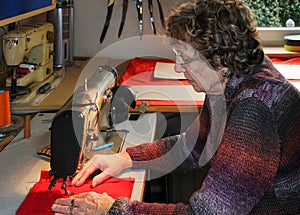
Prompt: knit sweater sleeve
<box><xmin>187</xmin><ymin>97</ymin><xmax>281</xmax><ymax>214</ymax></box>
<box><xmin>108</xmin><ymin>98</ymin><xmax>281</xmax><ymax>214</ymax></box>
<box><xmin>125</xmin><ymin>98</ymin><xmax>210</xmax><ymax>171</ymax></box>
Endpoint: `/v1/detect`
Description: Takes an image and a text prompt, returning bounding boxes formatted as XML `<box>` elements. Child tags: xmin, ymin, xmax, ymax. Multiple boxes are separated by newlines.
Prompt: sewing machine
<box><xmin>48</xmin><ymin>65</ymin><xmax>136</xmax><ymax>193</ymax></box>
<box><xmin>3</xmin><ymin>22</ymin><xmax>55</xmax><ymax>103</ymax></box>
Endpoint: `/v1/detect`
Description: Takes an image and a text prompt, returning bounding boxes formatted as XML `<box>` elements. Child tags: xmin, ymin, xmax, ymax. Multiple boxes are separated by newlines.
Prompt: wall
<box><xmin>0</xmin><ymin>1</ymin><xmax>189</xmax><ymax>88</ymax></box>
<box><xmin>72</xmin><ymin>0</ymin><xmax>300</xmax><ymax>59</ymax></box>
<box><xmin>1</xmin><ymin>0</ymin><xmax>300</xmax><ymax>65</ymax></box>
<box><xmin>72</xmin><ymin>0</ymin><xmax>188</xmax><ymax>58</ymax></box>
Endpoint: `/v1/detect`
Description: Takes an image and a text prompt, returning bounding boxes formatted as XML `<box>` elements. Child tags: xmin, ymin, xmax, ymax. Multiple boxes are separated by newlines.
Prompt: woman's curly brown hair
<box><xmin>165</xmin><ymin>0</ymin><xmax>265</xmax><ymax>76</ymax></box>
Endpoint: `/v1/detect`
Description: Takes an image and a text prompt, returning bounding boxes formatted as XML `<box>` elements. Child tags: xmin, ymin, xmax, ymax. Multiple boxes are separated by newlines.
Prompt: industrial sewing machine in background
<box><xmin>3</xmin><ymin>22</ymin><xmax>55</xmax><ymax>104</ymax></box>
<box><xmin>48</xmin><ymin>65</ymin><xmax>136</xmax><ymax>193</ymax></box>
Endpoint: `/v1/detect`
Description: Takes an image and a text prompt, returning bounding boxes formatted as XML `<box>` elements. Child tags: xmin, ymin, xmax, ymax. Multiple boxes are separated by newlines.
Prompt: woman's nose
<box><xmin>174</xmin><ymin>62</ymin><xmax>185</xmax><ymax>73</ymax></box>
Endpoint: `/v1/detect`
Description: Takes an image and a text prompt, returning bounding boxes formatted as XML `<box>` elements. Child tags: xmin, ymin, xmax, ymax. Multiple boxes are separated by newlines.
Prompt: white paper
<box><xmin>290</xmin><ymin>81</ymin><xmax>300</xmax><ymax>91</ymax></box>
<box><xmin>131</xmin><ymin>82</ymin><xmax>299</xmax><ymax>103</ymax></box>
<box><xmin>131</xmin><ymin>85</ymin><xmax>205</xmax><ymax>102</ymax></box>
<box><xmin>154</xmin><ymin>62</ymin><xmax>186</xmax><ymax>79</ymax></box>
<box><xmin>154</xmin><ymin>62</ymin><xmax>300</xmax><ymax>80</ymax></box>
<box><xmin>274</xmin><ymin>64</ymin><xmax>300</xmax><ymax>80</ymax></box>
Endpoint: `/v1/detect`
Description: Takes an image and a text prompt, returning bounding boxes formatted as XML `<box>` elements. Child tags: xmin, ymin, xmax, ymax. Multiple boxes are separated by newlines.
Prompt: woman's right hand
<box><xmin>71</xmin><ymin>151</ymin><xmax>133</xmax><ymax>187</ymax></box>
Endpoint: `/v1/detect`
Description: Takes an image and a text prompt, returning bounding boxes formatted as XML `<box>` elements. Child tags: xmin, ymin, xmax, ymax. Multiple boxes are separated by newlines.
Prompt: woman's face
<box><xmin>175</xmin><ymin>63</ymin><xmax>204</xmax><ymax>92</ymax></box>
<box><xmin>173</xmin><ymin>46</ymin><xmax>225</xmax><ymax>94</ymax></box>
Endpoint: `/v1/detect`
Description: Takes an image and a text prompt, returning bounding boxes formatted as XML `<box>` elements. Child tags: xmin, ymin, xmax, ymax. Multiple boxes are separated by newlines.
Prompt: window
<box><xmin>244</xmin><ymin>0</ymin><xmax>300</xmax><ymax>27</ymax></box>
<box><xmin>243</xmin><ymin>0</ymin><xmax>300</xmax><ymax>47</ymax></box>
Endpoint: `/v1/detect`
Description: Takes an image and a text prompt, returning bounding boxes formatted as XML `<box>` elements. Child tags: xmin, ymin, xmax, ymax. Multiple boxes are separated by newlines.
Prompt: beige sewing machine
<box><xmin>3</xmin><ymin>22</ymin><xmax>55</xmax><ymax>104</ymax></box>
<box><xmin>48</xmin><ymin>65</ymin><xmax>136</xmax><ymax>192</ymax></box>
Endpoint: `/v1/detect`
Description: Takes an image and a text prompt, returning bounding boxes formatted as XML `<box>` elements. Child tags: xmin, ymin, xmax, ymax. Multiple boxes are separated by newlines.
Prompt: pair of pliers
<box><xmin>118</xmin><ymin>0</ymin><xmax>128</xmax><ymax>38</ymax></box>
<box><xmin>157</xmin><ymin>0</ymin><xmax>165</xmax><ymax>28</ymax></box>
<box><xmin>148</xmin><ymin>0</ymin><xmax>156</xmax><ymax>34</ymax></box>
<box><xmin>100</xmin><ymin>0</ymin><xmax>115</xmax><ymax>43</ymax></box>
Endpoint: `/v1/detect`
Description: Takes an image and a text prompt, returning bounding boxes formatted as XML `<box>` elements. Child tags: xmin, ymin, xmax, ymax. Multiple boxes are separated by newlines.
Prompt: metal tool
<box><xmin>156</xmin><ymin>0</ymin><xmax>165</xmax><ymax>28</ymax></box>
<box><xmin>100</xmin><ymin>0</ymin><xmax>115</xmax><ymax>43</ymax></box>
<box><xmin>118</xmin><ymin>0</ymin><xmax>128</xmax><ymax>38</ymax></box>
<box><xmin>37</xmin><ymin>82</ymin><xmax>51</xmax><ymax>94</ymax></box>
<box><xmin>148</xmin><ymin>0</ymin><xmax>156</xmax><ymax>34</ymax></box>
<box><xmin>136</xmin><ymin>0</ymin><xmax>143</xmax><ymax>39</ymax></box>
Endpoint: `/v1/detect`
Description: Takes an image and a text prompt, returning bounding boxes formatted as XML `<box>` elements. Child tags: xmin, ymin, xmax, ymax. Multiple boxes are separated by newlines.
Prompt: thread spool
<box><xmin>16</xmin><ymin>67</ymin><xmax>30</xmax><ymax>75</ymax></box>
<box><xmin>19</xmin><ymin>63</ymin><xmax>35</xmax><ymax>72</ymax></box>
<box><xmin>0</xmin><ymin>90</ymin><xmax>11</xmax><ymax>127</ymax></box>
<box><xmin>284</xmin><ymin>35</ymin><xmax>300</xmax><ymax>52</ymax></box>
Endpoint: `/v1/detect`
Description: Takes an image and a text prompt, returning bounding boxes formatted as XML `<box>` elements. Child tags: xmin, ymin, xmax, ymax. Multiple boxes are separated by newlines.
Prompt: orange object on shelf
<box><xmin>0</xmin><ymin>90</ymin><xmax>11</xmax><ymax>127</ymax></box>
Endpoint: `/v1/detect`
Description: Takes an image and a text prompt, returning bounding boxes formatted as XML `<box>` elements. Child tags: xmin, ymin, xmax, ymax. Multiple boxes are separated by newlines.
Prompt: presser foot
<box><xmin>61</xmin><ymin>176</ymin><xmax>75</xmax><ymax>196</ymax></box>
<box><xmin>48</xmin><ymin>174</ymin><xmax>75</xmax><ymax>196</ymax></box>
<box><xmin>62</xmin><ymin>187</ymin><xmax>75</xmax><ymax>196</ymax></box>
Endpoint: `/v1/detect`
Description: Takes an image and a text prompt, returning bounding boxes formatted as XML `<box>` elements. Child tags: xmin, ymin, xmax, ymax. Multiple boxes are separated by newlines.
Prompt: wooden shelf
<box><xmin>264</xmin><ymin>47</ymin><xmax>300</xmax><ymax>58</ymax></box>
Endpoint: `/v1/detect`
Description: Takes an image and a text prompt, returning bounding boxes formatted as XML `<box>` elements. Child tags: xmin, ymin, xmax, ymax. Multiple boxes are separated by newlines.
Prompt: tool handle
<box><xmin>136</xmin><ymin>0</ymin><xmax>143</xmax><ymax>21</ymax></box>
<box><xmin>157</xmin><ymin>0</ymin><xmax>165</xmax><ymax>28</ymax></box>
<box><xmin>148</xmin><ymin>0</ymin><xmax>153</xmax><ymax>15</ymax></box>
<box><xmin>38</xmin><ymin>83</ymin><xmax>51</xmax><ymax>94</ymax></box>
<box><xmin>122</xmin><ymin>0</ymin><xmax>128</xmax><ymax>20</ymax></box>
<box><xmin>93</xmin><ymin>142</ymin><xmax>114</xmax><ymax>151</ymax></box>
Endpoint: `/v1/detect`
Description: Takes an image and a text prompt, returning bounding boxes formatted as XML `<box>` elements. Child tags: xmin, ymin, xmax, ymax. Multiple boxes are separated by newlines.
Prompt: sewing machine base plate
<box><xmin>10</xmin><ymin>74</ymin><xmax>55</xmax><ymax>105</ymax></box>
<box><xmin>84</xmin><ymin>130</ymin><xmax>127</xmax><ymax>160</ymax></box>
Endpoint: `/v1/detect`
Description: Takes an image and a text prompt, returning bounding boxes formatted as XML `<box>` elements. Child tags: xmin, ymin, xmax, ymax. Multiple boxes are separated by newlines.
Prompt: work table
<box><xmin>0</xmin><ymin>112</ymin><xmax>157</xmax><ymax>214</ymax></box>
<box><xmin>1</xmin><ymin>48</ymin><xmax>300</xmax><ymax>214</ymax></box>
<box><xmin>9</xmin><ymin>48</ymin><xmax>300</xmax><ymax>114</ymax></box>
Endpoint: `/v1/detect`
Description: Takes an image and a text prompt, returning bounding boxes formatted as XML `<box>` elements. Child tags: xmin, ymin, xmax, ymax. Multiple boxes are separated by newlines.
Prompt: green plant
<box><xmin>244</xmin><ymin>0</ymin><xmax>300</xmax><ymax>27</ymax></box>
<box><xmin>279</xmin><ymin>0</ymin><xmax>300</xmax><ymax>27</ymax></box>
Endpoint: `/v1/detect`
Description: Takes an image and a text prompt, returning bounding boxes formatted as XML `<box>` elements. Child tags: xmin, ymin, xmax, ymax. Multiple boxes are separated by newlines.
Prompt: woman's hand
<box><xmin>72</xmin><ymin>151</ymin><xmax>133</xmax><ymax>187</ymax></box>
<box><xmin>51</xmin><ymin>192</ymin><xmax>114</xmax><ymax>215</ymax></box>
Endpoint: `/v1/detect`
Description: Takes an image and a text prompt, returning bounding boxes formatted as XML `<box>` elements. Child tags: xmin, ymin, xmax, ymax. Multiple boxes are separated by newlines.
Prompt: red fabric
<box><xmin>135</xmin><ymin>100</ymin><xmax>204</xmax><ymax>107</ymax></box>
<box><xmin>119</xmin><ymin>58</ymin><xmax>202</xmax><ymax>106</ymax></box>
<box><xmin>120</xmin><ymin>57</ymin><xmax>300</xmax><ymax>107</ymax></box>
<box><xmin>16</xmin><ymin>170</ymin><xmax>134</xmax><ymax>215</ymax></box>
<box><xmin>119</xmin><ymin>57</ymin><xmax>190</xmax><ymax>86</ymax></box>
<box><xmin>271</xmin><ymin>57</ymin><xmax>300</xmax><ymax>64</ymax></box>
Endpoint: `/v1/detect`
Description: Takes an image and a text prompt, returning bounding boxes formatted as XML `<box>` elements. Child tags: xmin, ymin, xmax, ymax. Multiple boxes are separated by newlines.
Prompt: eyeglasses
<box><xmin>173</xmin><ymin>48</ymin><xmax>193</xmax><ymax>66</ymax></box>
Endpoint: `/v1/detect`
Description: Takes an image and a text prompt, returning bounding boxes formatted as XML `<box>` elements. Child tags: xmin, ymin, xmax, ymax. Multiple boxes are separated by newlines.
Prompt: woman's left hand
<box><xmin>51</xmin><ymin>192</ymin><xmax>115</xmax><ymax>215</ymax></box>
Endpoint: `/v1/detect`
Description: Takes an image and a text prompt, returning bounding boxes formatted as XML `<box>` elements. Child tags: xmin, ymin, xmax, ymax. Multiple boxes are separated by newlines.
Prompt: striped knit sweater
<box><xmin>109</xmin><ymin>56</ymin><xmax>300</xmax><ymax>214</ymax></box>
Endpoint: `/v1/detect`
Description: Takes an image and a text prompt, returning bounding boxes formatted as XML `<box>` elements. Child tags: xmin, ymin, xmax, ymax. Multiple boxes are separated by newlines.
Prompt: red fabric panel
<box><xmin>119</xmin><ymin>58</ymin><xmax>202</xmax><ymax>106</ymax></box>
<box><xmin>120</xmin><ymin>57</ymin><xmax>300</xmax><ymax>107</ymax></box>
<box><xmin>119</xmin><ymin>57</ymin><xmax>190</xmax><ymax>86</ymax></box>
<box><xmin>271</xmin><ymin>57</ymin><xmax>300</xmax><ymax>64</ymax></box>
<box><xmin>136</xmin><ymin>100</ymin><xmax>204</xmax><ymax>107</ymax></box>
<box><xmin>16</xmin><ymin>170</ymin><xmax>134</xmax><ymax>215</ymax></box>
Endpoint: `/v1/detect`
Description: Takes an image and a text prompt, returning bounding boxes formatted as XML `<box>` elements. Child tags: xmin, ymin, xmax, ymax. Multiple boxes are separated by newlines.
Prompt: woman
<box><xmin>52</xmin><ymin>0</ymin><xmax>300</xmax><ymax>214</ymax></box>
